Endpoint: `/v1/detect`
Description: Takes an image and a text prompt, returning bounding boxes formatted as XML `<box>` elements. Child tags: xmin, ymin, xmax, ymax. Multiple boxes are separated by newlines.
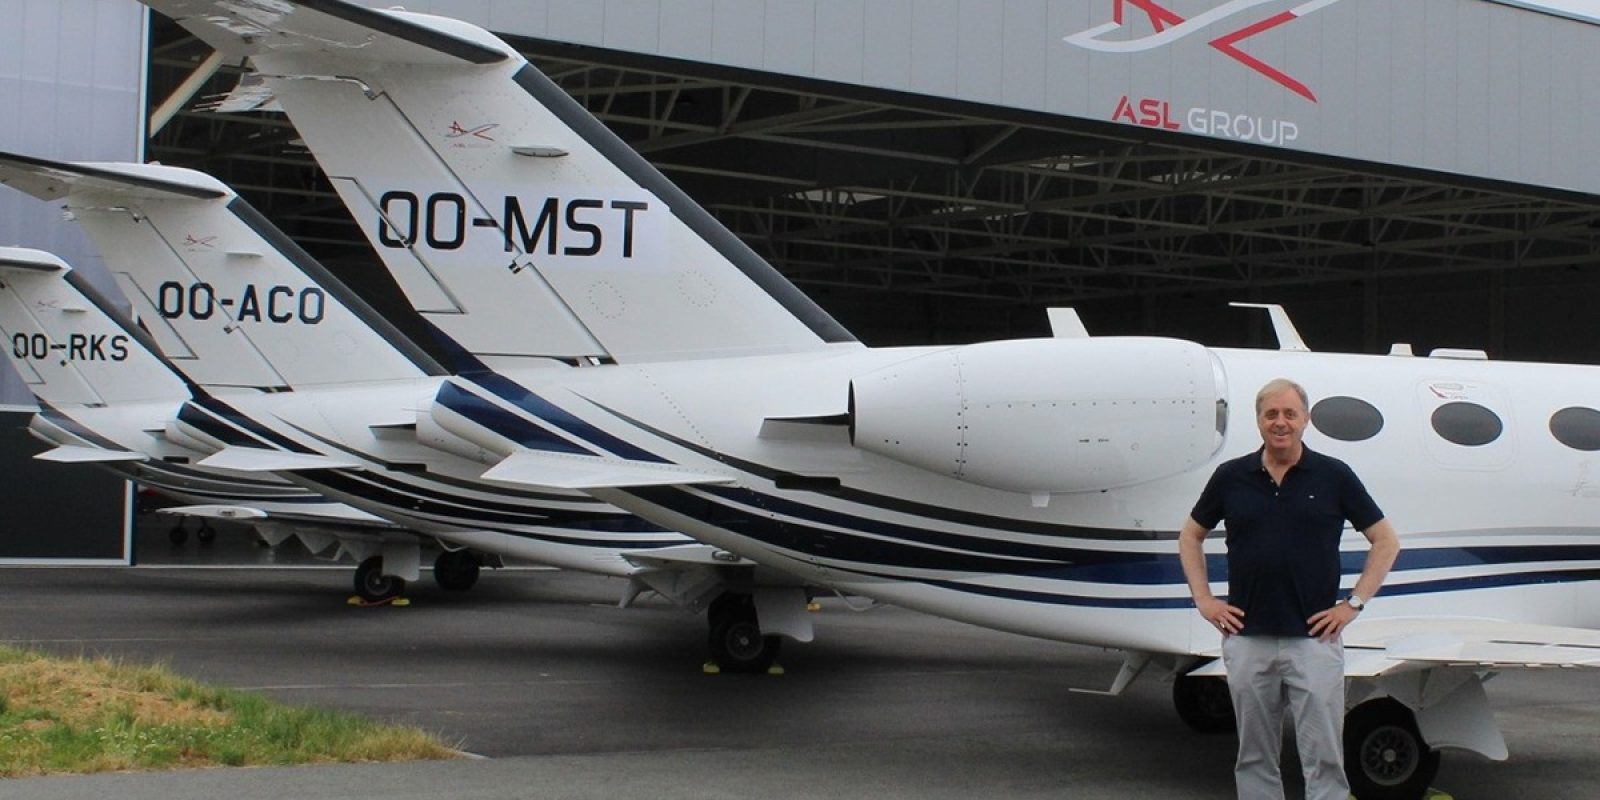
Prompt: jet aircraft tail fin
<box><xmin>0</xmin><ymin>151</ymin><xmax>445</xmax><ymax>390</ymax></box>
<box><xmin>141</xmin><ymin>0</ymin><xmax>856</xmax><ymax>365</ymax></box>
<box><xmin>0</xmin><ymin>247</ymin><xmax>187</xmax><ymax>407</ymax></box>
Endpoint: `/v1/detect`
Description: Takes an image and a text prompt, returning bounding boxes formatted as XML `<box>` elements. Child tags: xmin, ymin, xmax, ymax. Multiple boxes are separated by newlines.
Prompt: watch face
<box><xmin>1348</xmin><ymin>596</ymin><xmax>1365</xmax><ymax>610</ymax></box>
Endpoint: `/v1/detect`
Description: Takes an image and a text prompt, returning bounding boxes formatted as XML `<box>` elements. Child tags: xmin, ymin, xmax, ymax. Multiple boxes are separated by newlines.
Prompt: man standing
<box><xmin>1178</xmin><ymin>378</ymin><xmax>1401</xmax><ymax>799</ymax></box>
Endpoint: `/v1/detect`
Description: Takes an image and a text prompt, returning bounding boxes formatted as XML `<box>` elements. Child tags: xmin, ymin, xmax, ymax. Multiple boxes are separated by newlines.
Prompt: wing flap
<box><xmin>480</xmin><ymin>449</ymin><xmax>733</xmax><ymax>490</ymax></box>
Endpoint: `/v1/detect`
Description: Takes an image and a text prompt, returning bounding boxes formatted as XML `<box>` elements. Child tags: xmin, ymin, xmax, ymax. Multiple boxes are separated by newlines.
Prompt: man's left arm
<box><xmin>1308</xmin><ymin>518</ymin><xmax>1401</xmax><ymax>640</ymax></box>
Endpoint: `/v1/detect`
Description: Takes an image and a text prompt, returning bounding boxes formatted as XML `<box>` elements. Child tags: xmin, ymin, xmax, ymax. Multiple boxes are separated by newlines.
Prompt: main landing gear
<box><xmin>432</xmin><ymin>549</ymin><xmax>480</xmax><ymax>592</ymax></box>
<box><xmin>353</xmin><ymin>550</ymin><xmax>485</xmax><ymax>602</ymax></box>
<box><xmin>354</xmin><ymin>556</ymin><xmax>405</xmax><ymax>602</ymax></box>
<box><xmin>1344</xmin><ymin>698</ymin><xmax>1440</xmax><ymax>800</ymax></box>
<box><xmin>1173</xmin><ymin>672</ymin><xmax>1235</xmax><ymax>733</ymax></box>
<box><xmin>706</xmin><ymin>592</ymin><xmax>782</xmax><ymax>673</ymax></box>
<box><xmin>1171</xmin><ymin>667</ymin><xmax>1441</xmax><ymax>800</ymax></box>
<box><xmin>167</xmin><ymin>520</ymin><xmax>216</xmax><ymax>546</ymax></box>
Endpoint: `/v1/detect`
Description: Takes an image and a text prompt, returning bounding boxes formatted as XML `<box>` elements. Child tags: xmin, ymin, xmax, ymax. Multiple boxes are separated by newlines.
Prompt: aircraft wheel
<box><xmin>433</xmin><ymin>550</ymin><xmax>480</xmax><ymax>592</ymax></box>
<box><xmin>196</xmin><ymin>523</ymin><xmax>217</xmax><ymax>545</ymax></box>
<box><xmin>1173</xmin><ymin>669</ymin><xmax>1235</xmax><ymax>733</ymax></box>
<box><xmin>1344</xmin><ymin>697</ymin><xmax>1440</xmax><ymax>800</ymax></box>
<box><xmin>707</xmin><ymin>593</ymin><xmax>781</xmax><ymax>673</ymax></box>
<box><xmin>354</xmin><ymin>556</ymin><xmax>405</xmax><ymax>602</ymax></box>
<box><xmin>168</xmin><ymin>524</ymin><xmax>188</xmax><ymax>547</ymax></box>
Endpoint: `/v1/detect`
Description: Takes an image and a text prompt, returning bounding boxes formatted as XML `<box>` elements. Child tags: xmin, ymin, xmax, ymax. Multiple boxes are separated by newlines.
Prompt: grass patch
<box><xmin>0</xmin><ymin>644</ymin><xmax>457</xmax><ymax>777</ymax></box>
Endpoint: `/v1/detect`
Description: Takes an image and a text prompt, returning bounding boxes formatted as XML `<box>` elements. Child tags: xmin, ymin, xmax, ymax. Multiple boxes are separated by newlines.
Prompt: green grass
<box><xmin>0</xmin><ymin>644</ymin><xmax>457</xmax><ymax>777</ymax></box>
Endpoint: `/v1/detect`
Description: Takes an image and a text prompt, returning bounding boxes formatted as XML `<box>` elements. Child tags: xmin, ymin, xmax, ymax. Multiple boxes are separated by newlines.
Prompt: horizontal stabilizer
<box><xmin>481</xmin><ymin>449</ymin><xmax>733</xmax><ymax>490</ymax></box>
<box><xmin>141</xmin><ymin>0</ymin><xmax>510</xmax><ymax>66</ymax></box>
<box><xmin>197</xmin><ymin>446</ymin><xmax>362</xmax><ymax>472</ymax></box>
<box><xmin>0</xmin><ymin>248</ymin><xmax>66</xmax><ymax>273</ymax></box>
<box><xmin>0</xmin><ymin>150</ymin><xmax>225</xmax><ymax>202</ymax></box>
<box><xmin>34</xmin><ymin>444</ymin><xmax>147</xmax><ymax>463</ymax></box>
<box><xmin>0</xmin><ymin>403</ymin><xmax>39</xmax><ymax>413</ymax></box>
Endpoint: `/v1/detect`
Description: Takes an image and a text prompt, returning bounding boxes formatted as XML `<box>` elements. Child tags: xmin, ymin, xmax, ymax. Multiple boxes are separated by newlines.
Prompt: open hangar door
<box><xmin>144</xmin><ymin>20</ymin><xmax>1600</xmax><ymax>366</ymax></box>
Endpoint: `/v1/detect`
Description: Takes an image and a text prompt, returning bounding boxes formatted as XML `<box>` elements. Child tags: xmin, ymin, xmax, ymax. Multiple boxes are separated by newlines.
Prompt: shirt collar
<box><xmin>1252</xmin><ymin>443</ymin><xmax>1321</xmax><ymax>472</ymax></box>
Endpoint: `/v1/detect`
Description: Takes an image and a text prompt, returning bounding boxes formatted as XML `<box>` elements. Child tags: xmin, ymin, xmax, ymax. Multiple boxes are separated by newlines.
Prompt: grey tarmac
<box><xmin>0</xmin><ymin>564</ymin><xmax>1595</xmax><ymax>800</ymax></box>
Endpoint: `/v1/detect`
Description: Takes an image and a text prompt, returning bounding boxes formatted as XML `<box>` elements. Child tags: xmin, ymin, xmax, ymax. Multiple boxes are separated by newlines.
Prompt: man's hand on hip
<box><xmin>1197</xmin><ymin>596</ymin><xmax>1245</xmax><ymax>635</ymax></box>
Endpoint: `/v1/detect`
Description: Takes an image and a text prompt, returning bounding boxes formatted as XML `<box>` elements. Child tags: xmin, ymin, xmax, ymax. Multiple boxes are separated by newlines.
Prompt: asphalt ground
<box><xmin>1</xmin><ymin>541</ymin><xmax>1597</xmax><ymax>799</ymax></box>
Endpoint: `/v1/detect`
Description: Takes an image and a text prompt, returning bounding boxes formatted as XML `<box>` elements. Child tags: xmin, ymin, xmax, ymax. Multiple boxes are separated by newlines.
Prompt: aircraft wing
<box><xmin>1343</xmin><ymin>617</ymin><xmax>1600</xmax><ymax>674</ymax></box>
<box><xmin>196</xmin><ymin>446</ymin><xmax>363</xmax><ymax>472</ymax></box>
<box><xmin>34</xmin><ymin>444</ymin><xmax>148</xmax><ymax>463</ymax></box>
<box><xmin>1187</xmin><ymin>616</ymin><xmax>1600</xmax><ymax>677</ymax></box>
<box><xmin>479</xmin><ymin>449</ymin><xmax>734</xmax><ymax>490</ymax></box>
<box><xmin>622</xmin><ymin>543</ymin><xmax>752</xmax><ymax>569</ymax></box>
<box><xmin>159</xmin><ymin>503</ymin><xmax>394</xmax><ymax>527</ymax></box>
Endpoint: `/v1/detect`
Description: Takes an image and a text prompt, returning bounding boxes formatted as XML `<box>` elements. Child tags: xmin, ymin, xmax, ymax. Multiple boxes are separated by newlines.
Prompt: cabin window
<box><xmin>1549</xmin><ymin>406</ymin><xmax>1600</xmax><ymax>451</ymax></box>
<box><xmin>1310</xmin><ymin>396</ymin><xmax>1383</xmax><ymax>442</ymax></box>
<box><xmin>1431</xmin><ymin>402</ymin><xmax>1503</xmax><ymax>446</ymax></box>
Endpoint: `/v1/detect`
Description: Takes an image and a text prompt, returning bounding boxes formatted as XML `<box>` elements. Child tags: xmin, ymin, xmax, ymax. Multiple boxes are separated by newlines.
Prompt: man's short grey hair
<box><xmin>1255</xmin><ymin>378</ymin><xmax>1309</xmax><ymax>415</ymax></box>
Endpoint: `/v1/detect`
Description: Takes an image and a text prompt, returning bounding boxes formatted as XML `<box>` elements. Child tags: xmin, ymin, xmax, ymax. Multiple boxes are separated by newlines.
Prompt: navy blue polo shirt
<box><xmin>1190</xmin><ymin>446</ymin><xmax>1383</xmax><ymax>637</ymax></box>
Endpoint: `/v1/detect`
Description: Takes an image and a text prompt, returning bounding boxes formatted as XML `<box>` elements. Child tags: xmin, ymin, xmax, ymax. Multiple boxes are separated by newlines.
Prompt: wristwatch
<box><xmin>1346</xmin><ymin>594</ymin><xmax>1366</xmax><ymax>612</ymax></box>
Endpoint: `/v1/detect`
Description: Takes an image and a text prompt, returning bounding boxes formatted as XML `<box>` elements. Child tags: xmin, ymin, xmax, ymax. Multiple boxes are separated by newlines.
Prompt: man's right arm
<box><xmin>1179</xmin><ymin>517</ymin><xmax>1244</xmax><ymax>634</ymax></box>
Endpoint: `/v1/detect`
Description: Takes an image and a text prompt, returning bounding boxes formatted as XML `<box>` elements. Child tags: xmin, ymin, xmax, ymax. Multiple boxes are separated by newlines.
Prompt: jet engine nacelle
<box><xmin>848</xmin><ymin>337</ymin><xmax>1224</xmax><ymax>495</ymax></box>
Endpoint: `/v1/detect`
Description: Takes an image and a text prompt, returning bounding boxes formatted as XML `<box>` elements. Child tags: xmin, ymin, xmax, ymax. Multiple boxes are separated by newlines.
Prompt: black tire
<box><xmin>707</xmin><ymin>594</ymin><xmax>781</xmax><ymax>673</ymax></box>
<box><xmin>1344</xmin><ymin>697</ymin><xmax>1440</xmax><ymax>800</ymax></box>
<box><xmin>1173</xmin><ymin>670</ymin><xmax>1236</xmax><ymax>734</ymax></box>
<box><xmin>196</xmin><ymin>523</ymin><xmax>217</xmax><ymax>544</ymax></box>
<box><xmin>353</xmin><ymin>556</ymin><xmax>405</xmax><ymax>602</ymax></box>
<box><xmin>168</xmin><ymin>524</ymin><xmax>188</xmax><ymax>547</ymax></box>
<box><xmin>433</xmin><ymin>550</ymin><xmax>480</xmax><ymax>592</ymax></box>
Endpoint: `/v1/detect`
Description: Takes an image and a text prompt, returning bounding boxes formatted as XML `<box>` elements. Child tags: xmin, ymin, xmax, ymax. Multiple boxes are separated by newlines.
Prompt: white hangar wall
<box><xmin>0</xmin><ymin>0</ymin><xmax>147</xmax><ymax>407</ymax></box>
<box><xmin>368</xmin><ymin>0</ymin><xmax>1600</xmax><ymax>197</ymax></box>
<box><xmin>0</xmin><ymin>0</ymin><xmax>144</xmax><ymax>561</ymax></box>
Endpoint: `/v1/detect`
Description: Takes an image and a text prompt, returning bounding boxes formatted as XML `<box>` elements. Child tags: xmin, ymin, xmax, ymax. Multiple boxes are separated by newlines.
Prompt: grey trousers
<box><xmin>1221</xmin><ymin>635</ymin><xmax>1348</xmax><ymax>800</ymax></box>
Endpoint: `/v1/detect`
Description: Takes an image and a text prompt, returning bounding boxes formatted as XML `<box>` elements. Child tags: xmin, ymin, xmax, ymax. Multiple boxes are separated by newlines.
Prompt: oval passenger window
<box><xmin>1431</xmin><ymin>402</ymin><xmax>1503</xmax><ymax>447</ymax></box>
<box><xmin>1310</xmin><ymin>396</ymin><xmax>1383</xmax><ymax>442</ymax></box>
<box><xmin>1549</xmin><ymin>406</ymin><xmax>1600</xmax><ymax>451</ymax></box>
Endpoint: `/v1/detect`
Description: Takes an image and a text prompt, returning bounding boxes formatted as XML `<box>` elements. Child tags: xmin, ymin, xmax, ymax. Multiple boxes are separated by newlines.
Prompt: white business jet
<box><xmin>0</xmin><ymin>244</ymin><xmax>402</xmax><ymax>556</ymax></box>
<box><xmin>0</xmin><ymin>152</ymin><xmax>818</xmax><ymax>670</ymax></box>
<box><xmin>142</xmin><ymin>1</ymin><xmax>1600</xmax><ymax>795</ymax></box>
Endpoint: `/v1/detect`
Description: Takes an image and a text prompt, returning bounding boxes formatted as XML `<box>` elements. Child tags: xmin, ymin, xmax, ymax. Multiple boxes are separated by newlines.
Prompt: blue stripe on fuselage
<box><xmin>465</xmin><ymin>373</ymin><xmax>667</xmax><ymax>463</ymax></box>
<box><xmin>437</xmin><ymin>381</ymin><xmax>595</xmax><ymax>456</ymax></box>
